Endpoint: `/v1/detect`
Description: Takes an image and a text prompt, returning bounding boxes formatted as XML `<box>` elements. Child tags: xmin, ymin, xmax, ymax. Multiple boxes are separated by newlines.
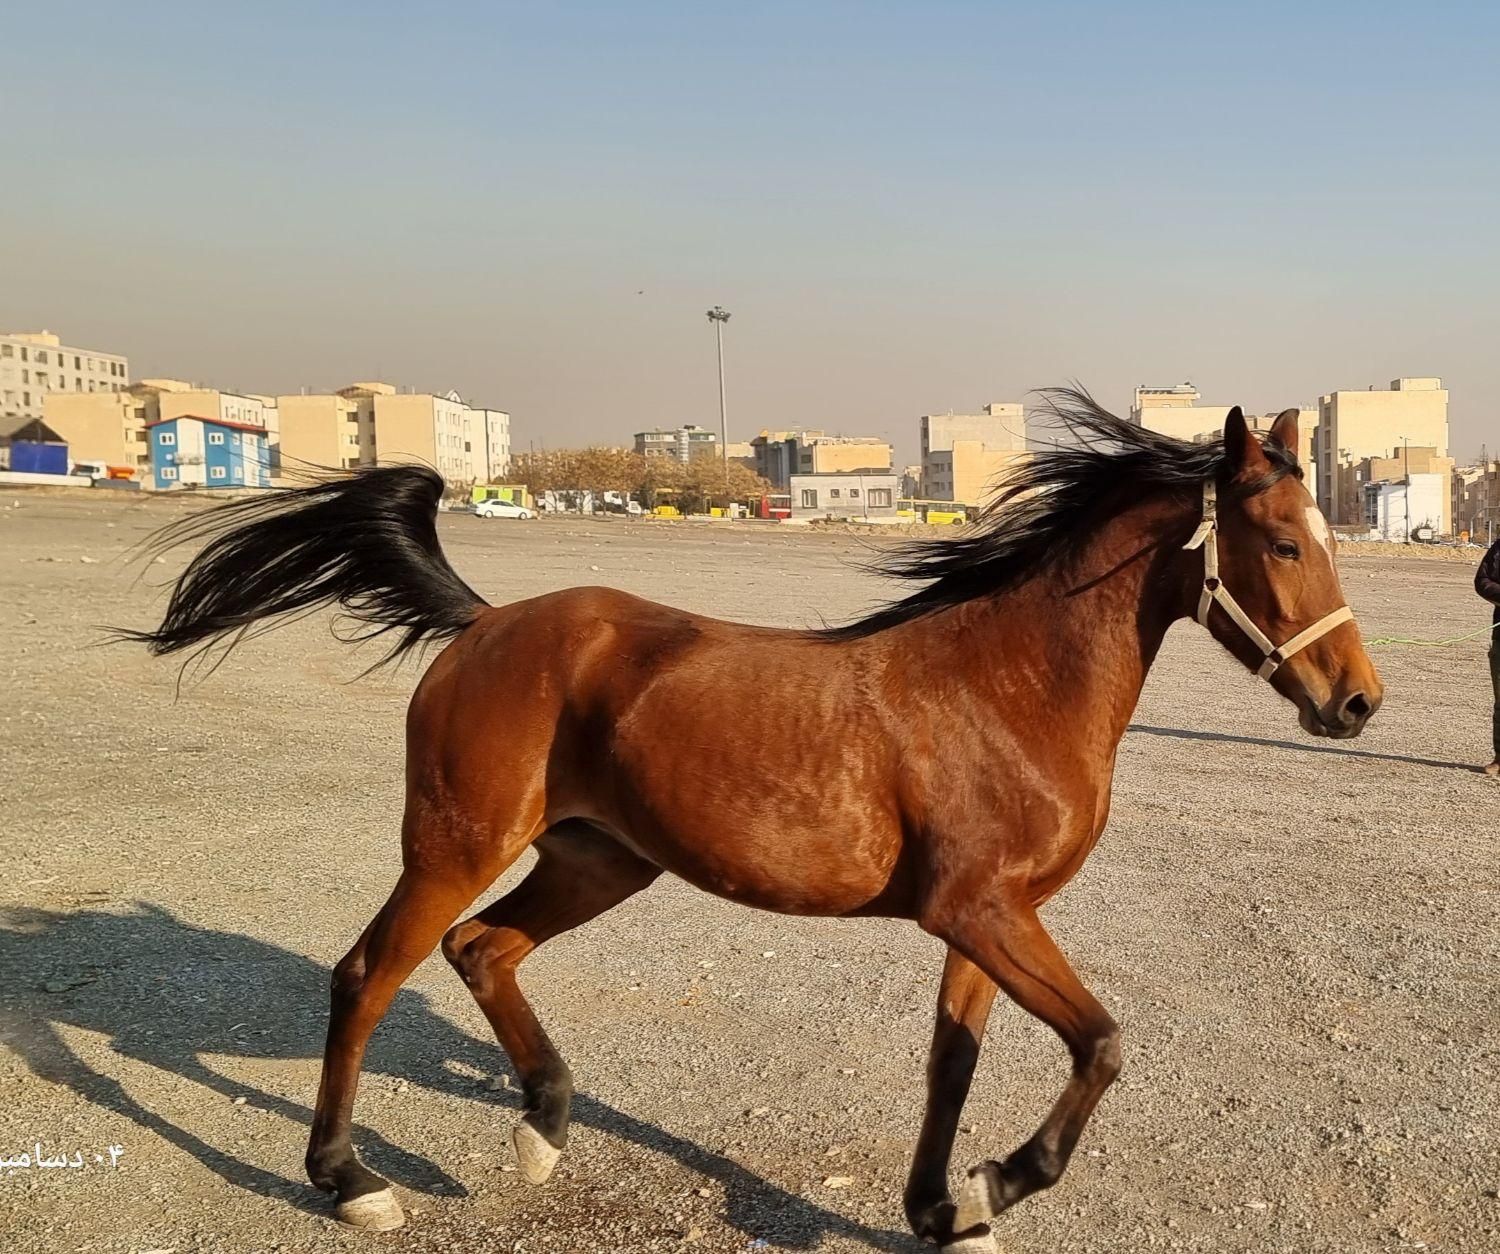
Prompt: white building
<box><xmin>472</xmin><ymin>407</ymin><xmax>512</xmax><ymax>480</ymax></box>
<box><xmin>1364</xmin><ymin>472</ymin><xmax>1446</xmax><ymax>542</ymax></box>
<box><xmin>1</xmin><ymin>330</ymin><xmax>129</xmax><ymax>422</ymax></box>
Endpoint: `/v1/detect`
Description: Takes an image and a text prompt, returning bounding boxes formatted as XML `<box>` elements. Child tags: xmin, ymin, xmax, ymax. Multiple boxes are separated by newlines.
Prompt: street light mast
<box><xmin>707</xmin><ymin>306</ymin><xmax>731</xmax><ymax>516</ymax></box>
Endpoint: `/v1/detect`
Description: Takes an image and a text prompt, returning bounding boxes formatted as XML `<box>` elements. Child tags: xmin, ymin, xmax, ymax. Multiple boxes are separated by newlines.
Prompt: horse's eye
<box><xmin>1272</xmin><ymin>539</ymin><xmax>1300</xmax><ymax>560</ymax></box>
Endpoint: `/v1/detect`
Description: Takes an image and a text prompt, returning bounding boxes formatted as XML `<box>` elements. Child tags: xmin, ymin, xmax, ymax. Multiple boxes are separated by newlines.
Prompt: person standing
<box><xmin>1476</xmin><ymin>536</ymin><xmax>1500</xmax><ymax>775</ymax></box>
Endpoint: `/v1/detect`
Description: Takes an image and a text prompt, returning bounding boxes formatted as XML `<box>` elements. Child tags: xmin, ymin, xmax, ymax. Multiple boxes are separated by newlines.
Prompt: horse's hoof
<box><xmin>335</xmin><ymin>1186</ymin><xmax>405</xmax><ymax>1232</ymax></box>
<box><xmin>953</xmin><ymin>1163</ymin><xmax>1001</xmax><ymax>1233</ymax></box>
<box><xmin>941</xmin><ymin>1233</ymin><xmax>998</xmax><ymax>1254</ymax></box>
<box><xmin>513</xmin><ymin>1119</ymin><xmax>562</xmax><ymax>1185</ymax></box>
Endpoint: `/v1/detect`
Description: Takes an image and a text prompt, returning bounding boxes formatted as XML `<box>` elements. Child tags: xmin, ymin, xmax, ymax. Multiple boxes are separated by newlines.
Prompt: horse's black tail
<box><xmin>119</xmin><ymin>464</ymin><xmax>487</xmax><ymax>671</ymax></box>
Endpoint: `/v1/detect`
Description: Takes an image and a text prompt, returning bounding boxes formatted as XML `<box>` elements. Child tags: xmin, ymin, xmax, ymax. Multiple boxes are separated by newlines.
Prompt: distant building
<box><xmin>278</xmin><ymin>392</ymin><xmax>372</xmax><ymax>472</ymax></box>
<box><xmin>788</xmin><ymin>471</ymin><xmax>900</xmax><ymax>521</ymax></box>
<box><xmin>1314</xmin><ymin>379</ymin><xmax>1449</xmax><ymax>526</ymax></box>
<box><xmin>0</xmin><ymin>330</ymin><xmax>129</xmax><ymax>423</ymax></box>
<box><xmin>1454</xmin><ymin>460</ymin><xmax>1500</xmax><ymax>543</ymax></box>
<box><xmin>0</xmin><ymin>417</ymin><xmax>69</xmax><ymax>474</ymax></box>
<box><xmin>45</xmin><ymin>388</ymin><xmax>154</xmax><ymax>477</ymax></box>
<box><xmin>1364</xmin><ymin>473</ymin><xmax>1447</xmax><ymax>542</ymax></box>
<box><xmin>334</xmin><ymin>384</ymin><xmax>487</xmax><ymax>486</ymax></box>
<box><xmin>1130</xmin><ymin>385</ymin><xmax>1233</xmax><ymax>442</ymax></box>
<box><xmin>1134</xmin><ymin>384</ymin><xmax>1320</xmax><ymax>483</ymax></box>
<box><xmin>472</xmin><ymin>407</ymin><xmax>512</xmax><ymax>480</ymax></box>
<box><xmin>635</xmin><ymin>425</ymin><xmax>718</xmax><ymax>462</ymax></box>
<box><xmin>147</xmin><ymin>414</ymin><xmax>271</xmax><ymax>490</ymax></box>
<box><xmin>919</xmin><ymin>404</ymin><xmax>1026</xmax><ymax>504</ymax></box>
<box><xmin>751</xmin><ymin>429</ymin><xmax>893</xmax><ymax>490</ymax></box>
<box><xmin>900</xmin><ymin>463</ymin><xmax>923</xmax><ymax>499</ymax></box>
<box><xmin>1349</xmin><ymin>445</ymin><xmax>1455</xmax><ymax>536</ymax></box>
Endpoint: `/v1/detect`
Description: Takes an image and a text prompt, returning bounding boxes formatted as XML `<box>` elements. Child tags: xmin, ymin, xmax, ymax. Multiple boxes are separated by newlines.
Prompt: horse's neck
<box><xmin>951</xmin><ymin>497</ymin><xmax>1192</xmax><ymax>744</ymax></box>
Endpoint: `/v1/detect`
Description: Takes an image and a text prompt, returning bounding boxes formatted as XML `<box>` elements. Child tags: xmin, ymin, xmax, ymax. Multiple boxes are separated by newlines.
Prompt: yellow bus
<box><xmin>897</xmin><ymin>498</ymin><xmax>971</xmax><ymax>526</ymax></box>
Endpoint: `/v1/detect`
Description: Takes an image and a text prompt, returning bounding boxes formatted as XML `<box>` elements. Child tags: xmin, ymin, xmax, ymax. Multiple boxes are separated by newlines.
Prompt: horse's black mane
<box><xmin>825</xmin><ymin>386</ymin><xmax>1301</xmax><ymax>640</ymax></box>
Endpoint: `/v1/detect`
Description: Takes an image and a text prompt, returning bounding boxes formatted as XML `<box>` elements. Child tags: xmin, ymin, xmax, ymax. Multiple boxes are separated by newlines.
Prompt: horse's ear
<box><xmin>1267</xmin><ymin>407</ymin><xmax>1300</xmax><ymax>452</ymax></box>
<box><xmin>1223</xmin><ymin>405</ymin><xmax>1268</xmax><ymax>477</ymax></box>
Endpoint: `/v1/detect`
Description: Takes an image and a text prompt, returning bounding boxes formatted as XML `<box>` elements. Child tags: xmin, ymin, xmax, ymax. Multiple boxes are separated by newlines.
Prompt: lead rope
<box><xmin>1182</xmin><ymin>480</ymin><xmax>1355</xmax><ymax>681</ymax></box>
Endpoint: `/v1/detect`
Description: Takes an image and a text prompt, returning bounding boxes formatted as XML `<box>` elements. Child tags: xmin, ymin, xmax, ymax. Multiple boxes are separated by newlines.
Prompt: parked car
<box><xmin>475</xmin><ymin>498</ymin><xmax>534</xmax><ymax>520</ymax></box>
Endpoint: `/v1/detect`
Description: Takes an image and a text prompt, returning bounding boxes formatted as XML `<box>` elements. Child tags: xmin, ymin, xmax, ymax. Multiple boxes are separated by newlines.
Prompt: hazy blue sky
<box><xmin>3</xmin><ymin>2</ymin><xmax>1496</xmax><ymax>461</ymax></box>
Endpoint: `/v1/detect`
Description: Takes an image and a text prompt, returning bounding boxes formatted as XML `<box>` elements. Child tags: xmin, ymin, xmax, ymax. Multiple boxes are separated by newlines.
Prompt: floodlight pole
<box><xmin>707</xmin><ymin>306</ymin><xmax>731</xmax><ymax>516</ymax></box>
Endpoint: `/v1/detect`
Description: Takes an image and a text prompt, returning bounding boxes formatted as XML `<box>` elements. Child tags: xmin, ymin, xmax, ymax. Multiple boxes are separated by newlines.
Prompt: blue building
<box><xmin>146</xmin><ymin>414</ymin><xmax>270</xmax><ymax>490</ymax></box>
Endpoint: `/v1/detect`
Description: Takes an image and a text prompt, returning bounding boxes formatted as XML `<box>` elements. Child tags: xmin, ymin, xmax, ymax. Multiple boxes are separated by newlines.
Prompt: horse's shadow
<box><xmin>0</xmin><ymin>902</ymin><xmax>912</xmax><ymax>1251</ymax></box>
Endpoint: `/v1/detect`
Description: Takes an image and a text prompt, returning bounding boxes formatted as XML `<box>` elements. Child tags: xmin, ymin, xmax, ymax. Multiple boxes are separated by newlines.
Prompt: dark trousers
<box><xmin>1492</xmin><ymin>641</ymin><xmax>1500</xmax><ymax>759</ymax></box>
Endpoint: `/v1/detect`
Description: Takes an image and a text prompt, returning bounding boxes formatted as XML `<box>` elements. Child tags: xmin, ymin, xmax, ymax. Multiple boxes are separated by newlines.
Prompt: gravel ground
<box><xmin>1</xmin><ymin>491</ymin><xmax>1496</xmax><ymax>1254</ymax></box>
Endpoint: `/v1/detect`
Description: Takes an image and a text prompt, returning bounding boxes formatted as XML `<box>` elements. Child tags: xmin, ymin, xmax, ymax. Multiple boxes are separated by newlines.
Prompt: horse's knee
<box><xmin>1073</xmin><ymin>1018</ymin><xmax>1121</xmax><ymax>1086</ymax></box>
<box><xmin>330</xmin><ymin>950</ymin><xmax>366</xmax><ymax>1010</ymax></box>
<box><xmin>1088</xmin><ymin>1021</ymin><xmax>1122</xmax><ymax>1085</ymax></box>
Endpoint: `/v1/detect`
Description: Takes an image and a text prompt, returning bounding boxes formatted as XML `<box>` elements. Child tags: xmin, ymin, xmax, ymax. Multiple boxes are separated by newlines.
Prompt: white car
<box><xmin>474</xmin><ymin>498</ymin><xmax>534</xmax><ymax>520</ymax></box>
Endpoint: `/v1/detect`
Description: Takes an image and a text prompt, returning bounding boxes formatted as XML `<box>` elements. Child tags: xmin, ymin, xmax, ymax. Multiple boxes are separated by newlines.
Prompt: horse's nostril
<box><xmin>1341</xmin><ymin>691</ymin><xmax>1373</xmax><ymax>722</ymax></box>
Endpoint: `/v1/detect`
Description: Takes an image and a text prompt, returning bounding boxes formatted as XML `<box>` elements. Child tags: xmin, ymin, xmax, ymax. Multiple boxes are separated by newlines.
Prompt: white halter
<box><xmin>1182</xmin><ymin>480</ymin><xmax>1354</xmax><ymax>681</ymax></box>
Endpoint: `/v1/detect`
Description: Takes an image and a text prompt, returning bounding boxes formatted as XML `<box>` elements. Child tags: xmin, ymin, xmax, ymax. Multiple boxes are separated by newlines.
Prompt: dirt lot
<box><xmin>1</xmin><ymin>491</ymin><xmax>1496</xmax><ymax>1254</ymax></box>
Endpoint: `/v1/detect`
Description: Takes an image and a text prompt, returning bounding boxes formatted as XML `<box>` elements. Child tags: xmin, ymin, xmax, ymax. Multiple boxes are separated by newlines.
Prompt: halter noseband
<box><xmin>1182</xmin><ymin>480</ymin><xmax>1354</xmax><ymax>681</ymax></box>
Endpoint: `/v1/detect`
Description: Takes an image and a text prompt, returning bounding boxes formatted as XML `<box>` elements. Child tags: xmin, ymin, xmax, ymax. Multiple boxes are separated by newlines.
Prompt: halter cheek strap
<box><xmin>1182</xmin><ymin>480</ymin><xmax>1354</xmax><ymax>681</ymax></box>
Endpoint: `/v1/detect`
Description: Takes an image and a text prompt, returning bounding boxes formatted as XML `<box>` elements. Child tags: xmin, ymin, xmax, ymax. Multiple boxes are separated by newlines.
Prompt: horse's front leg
<box><xmin>931</xmin><ymin>895</ymin><xmax>1122</xmax><ymax>1236</ymax></box>
<box><xmin>905</xmin><ymin>948</ymin><xmax>1000</xmax><ymax>1252</ymax></box>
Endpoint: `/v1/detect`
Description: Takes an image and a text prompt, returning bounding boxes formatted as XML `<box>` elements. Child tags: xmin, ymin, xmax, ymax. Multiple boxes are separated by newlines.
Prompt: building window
<box><xmin>210</xmin><ymin>466</ymin><xmax>227</xmax><ymax>479</ymax></box>
<box><xmin>74</xmin><ymin>356</ymin><xmax>81</xmax><ymax>369</ymax></box>
<box><xmin>801</xmin><ymin>489</ymin><xmax>818</xmax><ymax>508</ymax></box>
<box><xmin>158</xmin><ymin>432</ymin><xmax>176</xmax><ymax>445</ymax></box>
<box><xmin>868</xmin><ymin>488</ymin><xmax>892</xmax><ymax>508</ymax></box>
<box><xmin>208</xmin><ymin>432</ymin><xmax>225</xmax><ymax>444</ymax></box>
<box><xmin>0</xmin><ymin>345</ymin><xmax>11</xmax><ymax>358</ymax></box>
<box><xmin>21</xmin><ymin>370</ymin><xmax>28</xmax><ymax>384</ymax></box>
<box><xmin>20</xmin><ymin>347</ymin><xmax>28</xmax><ymax>361</ymax></box>
<box><xmin>829</xmin><ymin>488</ymin><xmax>841</xmax><ymax>499</ymax></box>
<box><xmin>36</xmin><ymin>351</ymin><xmax>48</xmax><ymax>364</ymax></box>
<box><xmin>231</xmin><ymin>433</ymin><xmax>241</xmax><ymax>445</ymax></box>
<box><xmin>161</xmin><ymin>467</ymin><xmax>178</xmax><ymax>481</ymax></box>
<box><xmin>849</xmin><ymin>487</ymin><xmax>860</xmax><ymax>498</ymax></box>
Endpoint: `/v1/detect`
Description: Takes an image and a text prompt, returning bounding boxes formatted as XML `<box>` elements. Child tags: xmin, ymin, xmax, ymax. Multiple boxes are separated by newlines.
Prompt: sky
<box><xmin>2</xmin><ymin>1</ymin><xmax>1497</xmax><ymax>463</ymax></box>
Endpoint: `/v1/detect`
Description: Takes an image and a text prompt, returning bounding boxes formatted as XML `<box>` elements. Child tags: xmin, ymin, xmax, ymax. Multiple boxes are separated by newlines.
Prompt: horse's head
<box><xmin>1194</xmin><ymin>407</ymin><xmax>1382</xmax><ymax>739</ymax></box>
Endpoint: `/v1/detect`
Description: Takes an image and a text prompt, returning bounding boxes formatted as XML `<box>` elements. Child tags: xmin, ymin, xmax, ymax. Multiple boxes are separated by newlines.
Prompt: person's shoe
<box><xmin>1484</xmin><ymin>759</ymin><xmax>1500</xmax><ymax>777</ymax></box>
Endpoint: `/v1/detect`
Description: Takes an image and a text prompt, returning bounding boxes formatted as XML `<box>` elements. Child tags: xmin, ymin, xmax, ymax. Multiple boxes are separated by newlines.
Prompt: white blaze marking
<box><xmin>1304</xmin><ymin>504</ymin><xmax>1332</xmax><ymax>553</ymax></box>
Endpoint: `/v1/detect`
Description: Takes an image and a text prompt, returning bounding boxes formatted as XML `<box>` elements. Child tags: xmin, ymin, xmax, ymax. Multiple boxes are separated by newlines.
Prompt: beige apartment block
<box><xmin>278</xmin><ymin>393</ymin><xmax>374</xmax><ymax>473</ymax></box>
<box><xmin>369</xmin><ymin>388</ymin><xmax>486</xmax><ymax>485</ymax></box>
<box><xmin>1313</xmin><ymin>379</ymin><xmax>1449</xmax><ymax>525</ymax></box>
<box><xmin>1131</xmin><ymin>385</ymin><xmax>1233</xmax><ymax>442</ymax></box>
<box><xmin>1</xmin><ymin>330</ymin><xmax>129</xmax><ymax>422</ymax></box>
<box><xmin>44</xmin><ymin>389</ymin><xmax>155</xmax><ymax>475</ymax></box>
<box><xmin>919</xmin><ymin>403</ymin><xmax>1026</xmax><ymax>504</ymax></box>
<box><xmin>1136</xmin><ymin>384</ymin><xmax>1319</xmax><ymax>480</ymax></box>
<box><xmin>923</xmin><ymin>441</ymin><xmax>1027</xmax><ymax>505</ymax></box>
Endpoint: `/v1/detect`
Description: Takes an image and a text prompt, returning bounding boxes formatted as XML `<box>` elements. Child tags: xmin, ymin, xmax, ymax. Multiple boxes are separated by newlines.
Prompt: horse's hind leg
<box><xmin>304</xmin><ymin>866</ymin><xmax>491</xmax><ymax>1230</ymax></box>
<box><xmin>905</xmin><ymin>948</ymin><xmax>1000</xmax><ymax>1253</ymax></box>
<box><xmin>442</xmin><ymin>821</ymin><xmax>659</xmax><ymax>1184</ymax></box>
<box><xmin>941</xmin><ymin>901</ymin><xmax>1121</xmax><ymax>1235</ymax></box>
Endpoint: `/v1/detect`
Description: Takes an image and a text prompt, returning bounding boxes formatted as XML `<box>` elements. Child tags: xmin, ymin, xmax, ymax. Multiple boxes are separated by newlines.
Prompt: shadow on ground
<box><xmin>0</xmin><ymin>902</ymin><xmax>913</xmax><ymax>1251</ymax></box>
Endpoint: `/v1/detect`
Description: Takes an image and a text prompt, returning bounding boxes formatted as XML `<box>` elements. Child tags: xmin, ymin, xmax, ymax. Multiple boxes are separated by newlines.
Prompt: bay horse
<box><xmin>125</xmin><ymin>393</ymin><xmax>1381</xmax><ymax>1251</ymax></box>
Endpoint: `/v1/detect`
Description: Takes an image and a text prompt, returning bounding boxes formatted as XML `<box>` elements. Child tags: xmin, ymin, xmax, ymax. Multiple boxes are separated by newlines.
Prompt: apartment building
<box><xmin>919</xmin><ymin>403</ymin><xmax>1026</xmax><ymax>505</ymax></box>
<box><xmin>472</xmin><ymin>407</ymin><xmax>512</xmax><ymax>479</ymax></box>
<box><xmin>635</xmin><ymin>425</ymin><xmax>719</xmax><ymax>462</ymax></box>
<box><xmin>350</xmin><ymin>385</ymin><xmax>486</xmax><ymax>485</ymax></box>
<box><xmin>750</xmin><ymin>430</ymin><xmax>893</xmax><ymax>490</ymax></box>
<box><xmin>1454</xmin><ymin>461</ymin><xmax>1499</xmax><ymax>543</ymax></box>
<box><xmin>278</xmin><ymin>392</ymin><xmax>373</xmax><ymax>472</ymax></box>
<box><xmin>1</xmin><ymin>330</ymin><xmax>129</xmax><ymax>422</ymax></box>
<box><xmin>1312</xmin><ymin>379</ymin><xmax>1449</xmax><ymax>525</ymax></box>
<box><xmin>45</xmin><ymin>388</ymin><xmax>155</xmax><ymax>476</ymax></box>
<box><xmin>1135</xmin><ymin>384</ymin><xmax>1320</xmax><ymax>481</ymax></box>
